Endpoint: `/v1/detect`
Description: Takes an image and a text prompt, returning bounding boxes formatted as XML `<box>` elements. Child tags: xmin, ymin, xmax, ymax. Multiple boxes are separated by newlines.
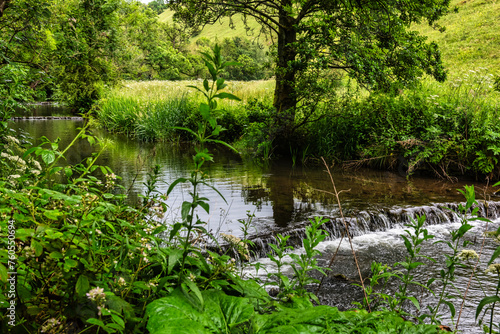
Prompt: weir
<box><xmin>244</xmin><ymin>201</ymin><xmax>500</xmax><ymax>259</ymax></box>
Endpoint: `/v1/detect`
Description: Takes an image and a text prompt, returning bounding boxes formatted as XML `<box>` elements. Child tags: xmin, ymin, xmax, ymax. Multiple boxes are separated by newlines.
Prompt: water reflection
<box><xmin>9</xmin><ymin>117</ymin><xmax>494</xmax><ymax>237</ymax></box>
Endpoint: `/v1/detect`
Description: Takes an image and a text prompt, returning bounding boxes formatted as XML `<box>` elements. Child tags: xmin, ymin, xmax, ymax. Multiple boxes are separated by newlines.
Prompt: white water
<box><xmin>243</xmin><ymin>215</ymin><xmax>500</xmax><ymax>333</ymax></box>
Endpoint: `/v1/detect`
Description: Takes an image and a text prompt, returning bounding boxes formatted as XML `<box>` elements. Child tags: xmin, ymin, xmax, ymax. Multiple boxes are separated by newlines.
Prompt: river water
<box><xmin>10</xmin><ymin>107</ymin><xmax>500</xmax><ymax>333</ymax></box>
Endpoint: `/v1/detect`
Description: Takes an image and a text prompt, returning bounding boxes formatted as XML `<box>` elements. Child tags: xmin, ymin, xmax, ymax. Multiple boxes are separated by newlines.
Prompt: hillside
<box><xmin>160</xmin><ymin>0</ymin><xmax>499</xmax><ymax>77</ymax></box>
<box><xmin>412</xmin><ymin>0</ymin><xmax>500</xmax><ymax>76</ymax></box>
<box><xmin>158</xmin><ymin>10</ymin><xmax>270</xmax><ymax>45</ymax></box>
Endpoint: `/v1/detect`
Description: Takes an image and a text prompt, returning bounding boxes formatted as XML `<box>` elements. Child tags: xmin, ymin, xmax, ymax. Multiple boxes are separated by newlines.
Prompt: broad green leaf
<box><xmin>182</xmin><ymin>278</ymin><xmax>204</xmax><ymax>310</ymax></box>
<box><xmin>181</xmin><ymin>201</ymin><xmax>192</xmax><ymax>220</ymax></box>
<box><xmin>476</xmin><ymin>295</ymin><xmax>500</xmax><ymax>319</ymax></box>
<box><xmin>64</xmin><ymin>258</ymin><xmax>78</xmax><ymax>271</ymax></box>
<box><xmin>213</xmin><ymin>92</ymin><xmax>241</xmax><ymax>101</ymax></box>
<box><xmin>199</xmin><ymin>103</ymin><xmax>210</xmax><ymax>120</ymax></box>
<box><xmin>41</xmin><ymin>150</ymin><xmax>55</xmax><ymax>165</ymax></box>
<box><xmin>216</xmin><ymin>78</ymin><xmax>226</xmax><ymax>90</ymax></box>
<box><xmin>443</xmin><ymin>300</ymin><xmax>455</xmax><ymax>317</ymax></box>
<box><xmin>76</xmin><ymin>275</ymin><xmax>90</xmax><ymax>297</ymax></box>
<box><xmin>43</xmin><ymin>209</ymin><xmax>61</xmax><ymax>220</ymax></box>
<box><xmin>31</xmin><ymin>239</ymin><xmax>43</xmax><ymax>257</ymax></box>
<box><xmin>87</xmin><ymin>318</ymin><xmax>106</xmax><ymax>327</ymax></box>
<box><xmin>0</xmin><ymin>263</ymin><xmax>7</xmax><ymax>283</ymax></box>
<box><xmin>49</xmin><ymin>251</ymin><xmax>63</xmax><ymax>259</ymax></box>
<box><xmin>405</xmin><ymin>296</ymin><xmax>420</xmax><ymax>311</ymax></box>
<box><xmin>168</xmin><ymin>248</ymin><xmax>183</xmax><ymax>274</ymax></box>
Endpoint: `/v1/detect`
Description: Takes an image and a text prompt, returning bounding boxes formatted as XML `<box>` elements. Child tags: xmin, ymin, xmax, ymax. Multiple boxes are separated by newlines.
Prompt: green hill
<box><xmin>158</xmin><ymin>10</ymin><xmax>270</xmax><ymax>45</ymax></box>
<box><xmin>160</xmin><ymin>0</ymin><xmax>499</xmax><ymax>77</ymax></box>
<box><xmin>412</xmin><ymin>0</ymin><xmax>500</xmax><ymax>76</ymax></box>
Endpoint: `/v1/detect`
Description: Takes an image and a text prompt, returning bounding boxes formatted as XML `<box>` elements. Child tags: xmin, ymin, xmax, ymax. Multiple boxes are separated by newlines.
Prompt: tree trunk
<box><xmin>273</xmin><ymin>4</ymin><xmax>297</xmax><ymax>141</ymax></box>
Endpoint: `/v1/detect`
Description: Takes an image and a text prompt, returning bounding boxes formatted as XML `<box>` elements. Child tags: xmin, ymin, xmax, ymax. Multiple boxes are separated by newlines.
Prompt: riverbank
<box><xmin>94</xmin><ymin>70</ymin><xmax>500</xmax><ymax>180</ymax></box>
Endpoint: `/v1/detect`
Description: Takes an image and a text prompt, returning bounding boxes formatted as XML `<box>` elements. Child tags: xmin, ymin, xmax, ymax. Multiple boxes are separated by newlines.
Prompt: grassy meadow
<box><xmin>96</xmin><ymin>79</ymin><xmax>274</xmax><ymax>142</ymax></box>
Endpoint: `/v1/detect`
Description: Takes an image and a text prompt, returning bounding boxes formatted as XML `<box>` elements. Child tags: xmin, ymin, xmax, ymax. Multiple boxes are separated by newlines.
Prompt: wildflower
<box><xmin>86</xmin><ymin>286</ymin><xmax>106</xmax><ymax>303</ymax></box>
<box><xmin>117</xmin><ymin>277</ymin><xmax>126</xmax><ymax>287</ymax></box>
<box><xmin>147</xmin><ymin>281</ymin><xmax>158</xmax><ymax>288</ymax></box>
<box><xmin>486</xmin><ymin>263</ymin><xmax>500</xmax><ymax>275</ymax></box>
<box><xmin>32</xmin><ymin>160</ymin><xmax>42</xmax><ymax>170</ymax></box>
<box><xmin>97</xmin><ymin>306</ymin><xmax>109</xmax><ymax>316</ymax></box>
<box><xmin>41</xmin><ymin>318</ymin><xmax>61</xmax><ymax>333</ymax></box>
<box><xmin>5</xmin><ymin>136</ymin><xmax>20</xmax><ymax>145</ymax></box>
<box><xmin>9</xmin><ymin>174</ymin><xmax>21</xmax><ymax>179</ymax></box>
<box><xmin>95</xmin><ymin>229</ymin><xmax>102</xmax><ymax>235</ymax></box>
<box><xmin>23</xmin><ymin>246</ymin><xmax>35</xmax><ymax>258</ymax></box>
<box><xmin>457</xmin><ymin>249</ymin><xmax>479</xmax><ymax>261</ymax></box>
<box><xmin>189</xmin><ymin>273</ymin><xmax>196</xmax><ymax>282</ymax></box>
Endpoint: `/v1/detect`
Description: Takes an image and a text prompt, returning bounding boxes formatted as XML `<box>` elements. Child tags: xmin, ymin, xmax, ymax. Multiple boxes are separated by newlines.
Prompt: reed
<box><xmin>96</xmin><ymin>79</ymin><xmax>274</xmax><ymax>142</ymax></box>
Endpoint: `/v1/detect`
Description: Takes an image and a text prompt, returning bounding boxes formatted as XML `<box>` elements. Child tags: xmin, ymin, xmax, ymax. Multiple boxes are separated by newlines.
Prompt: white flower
<box><xmin>32</xmin><ymin>160</ymin><xmax>42</xmax><ymax>170</ymax></box>
<box><xmin>5</xmin><ymin>136</ymin><xmax>20</xmax><ymax>145</ymax></box>
<box><xmin>86</xmin><ymin>287</ymin><xmax>106</xmax><ymax>303</ymax></box>
<box><xmin>457</xmin><ymin>249</ymin><xmax>479</xmax><ymax>261</ymax></box>
<box><xmin>486</xmin><ymin>264</ymin><xmax>500</xmax><ymax>275</ymax></box>
<box><xmin>41</xmin><ymin>318</ymin><xmax>61</xmax><ymax>333</ymax></box>
<box><xmin>117</xmin><ymin>277</ymin><xmax>126</xmax><ymax>287</ymax></box>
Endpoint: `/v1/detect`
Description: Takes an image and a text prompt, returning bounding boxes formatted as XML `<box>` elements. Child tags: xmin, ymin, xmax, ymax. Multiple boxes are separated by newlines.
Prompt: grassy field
<box><xmin>412</xmin><ymin>0</ymin><xmax>500</xmax><ymax>77</ymax></box>
<box><xmin>106</xmin><ymin>79</ymin><xmax>274</xmax><ymax>104</ymax></box>
<box><xmin>159</xmin><ymin>10</ymin><xmax>271</xmax><ymax>46</ymax></box>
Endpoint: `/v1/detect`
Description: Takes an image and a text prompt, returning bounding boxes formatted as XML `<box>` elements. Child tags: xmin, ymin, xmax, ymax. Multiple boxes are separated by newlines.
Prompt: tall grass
<box><xmin>95</xmin><ymin>80</ymin><xmax>274</xmax><ymax>142</ymax></box>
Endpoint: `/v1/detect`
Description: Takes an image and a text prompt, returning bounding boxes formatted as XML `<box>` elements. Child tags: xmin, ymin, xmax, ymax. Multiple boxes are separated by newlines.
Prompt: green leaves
<box><xmin>76</xmin><ymin>275</ymin><xmax>90</xmax><ymax>297</ymax></box>
<box><xmin>476</xmin><ymin>296</ymin><xmax>500</xmax><ymax>320</ymax></box>
<box><xmin>146</xmin><ymin>289</ymin><xmax>254</xmax><ymax>334</ymax></box>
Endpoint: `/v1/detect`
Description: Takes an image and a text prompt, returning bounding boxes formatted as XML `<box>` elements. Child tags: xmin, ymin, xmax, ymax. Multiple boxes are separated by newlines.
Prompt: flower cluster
<box><xmin>40</xmin><ymin>318</ymin><xmax>62</xmax><ymax>333</ymax></box>
<box><xmin>457</xmin><ymin>249</ymin><xmax>479</xmax><ymax>261</ymax></box>
<box><xmin>86</xmin><ymin>286</ymin><xmax>108</xmax><ymax>315</ymax></box>
<box><xmin>485</xmin><ymin>263</ymin><xmax>500</xmax><ymax>275</ymax></box>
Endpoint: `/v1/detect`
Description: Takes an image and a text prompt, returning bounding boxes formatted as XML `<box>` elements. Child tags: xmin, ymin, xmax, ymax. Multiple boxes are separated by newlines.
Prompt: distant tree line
<box><xmin>0</xmin><ymin>0</ymin><xmax>272</xmax><ymax>113</ymax></box>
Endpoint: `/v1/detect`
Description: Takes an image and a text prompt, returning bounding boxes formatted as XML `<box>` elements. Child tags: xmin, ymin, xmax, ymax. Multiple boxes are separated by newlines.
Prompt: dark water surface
<box><xmin>9</xmin><ymin>106</ymin><xmax>500</xmax><ymax>333</ymax></box>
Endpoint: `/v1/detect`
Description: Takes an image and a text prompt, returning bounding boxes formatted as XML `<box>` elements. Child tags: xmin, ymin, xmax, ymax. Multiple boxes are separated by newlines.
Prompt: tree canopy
<box><xmin>169</xmin><ymin>0</ymin><xmax>450</xmax><ymax>137</ymax></box>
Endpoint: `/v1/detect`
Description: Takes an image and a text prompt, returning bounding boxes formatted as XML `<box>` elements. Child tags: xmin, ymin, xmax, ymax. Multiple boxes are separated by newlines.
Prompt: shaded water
<box><xmin>9</xmin><ymin>106</ymin><xmax>500</xmax><ymax>333</ymax></box>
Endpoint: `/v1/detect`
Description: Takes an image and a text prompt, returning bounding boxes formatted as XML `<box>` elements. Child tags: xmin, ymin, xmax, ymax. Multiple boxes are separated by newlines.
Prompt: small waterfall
<box><xmin>245</xmin><ymin>201</ymin><xmax>500</xmax><ymax>258</ymax></box>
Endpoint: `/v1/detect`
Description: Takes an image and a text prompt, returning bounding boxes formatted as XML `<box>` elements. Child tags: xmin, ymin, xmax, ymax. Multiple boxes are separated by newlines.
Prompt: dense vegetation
<box><xmin>1</xmin><ymin>0</ymin><xmax>500</xmax><ymax>332</ymax></box>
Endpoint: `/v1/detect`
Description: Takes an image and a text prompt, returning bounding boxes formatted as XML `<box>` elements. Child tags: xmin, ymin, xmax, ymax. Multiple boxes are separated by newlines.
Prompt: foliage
<box><xmin>307</xmin><ymin>68</ymin><xmax>500</xmax><ymax>178</ymax></box>
<box><xmin>51</xmin><ymin>0</ymin><xmax>121</xmax><ymax>112</ymax></box>
<box><xmin>359</xmin><ymin>185</ymin><xmax>495</xmax><ymax>331</ymax></box>
<box><xmin>169</xmin><ymin>0</ymin><xmax>451</xmax><ymax>143</ymax></box>
<box><xmin>147</xmin><ymin>289</ymin><xmax>443</xmax><ymax>334</ymax></box>
<box><xmin>0</xmin><ymin>126</ymin><xmax>170</xmax><ymax>332</ymax></box>
<box><xmin>477</xmin><ymin>181</ymin><xmax>500</xmax><ymax>333</ymax></box>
